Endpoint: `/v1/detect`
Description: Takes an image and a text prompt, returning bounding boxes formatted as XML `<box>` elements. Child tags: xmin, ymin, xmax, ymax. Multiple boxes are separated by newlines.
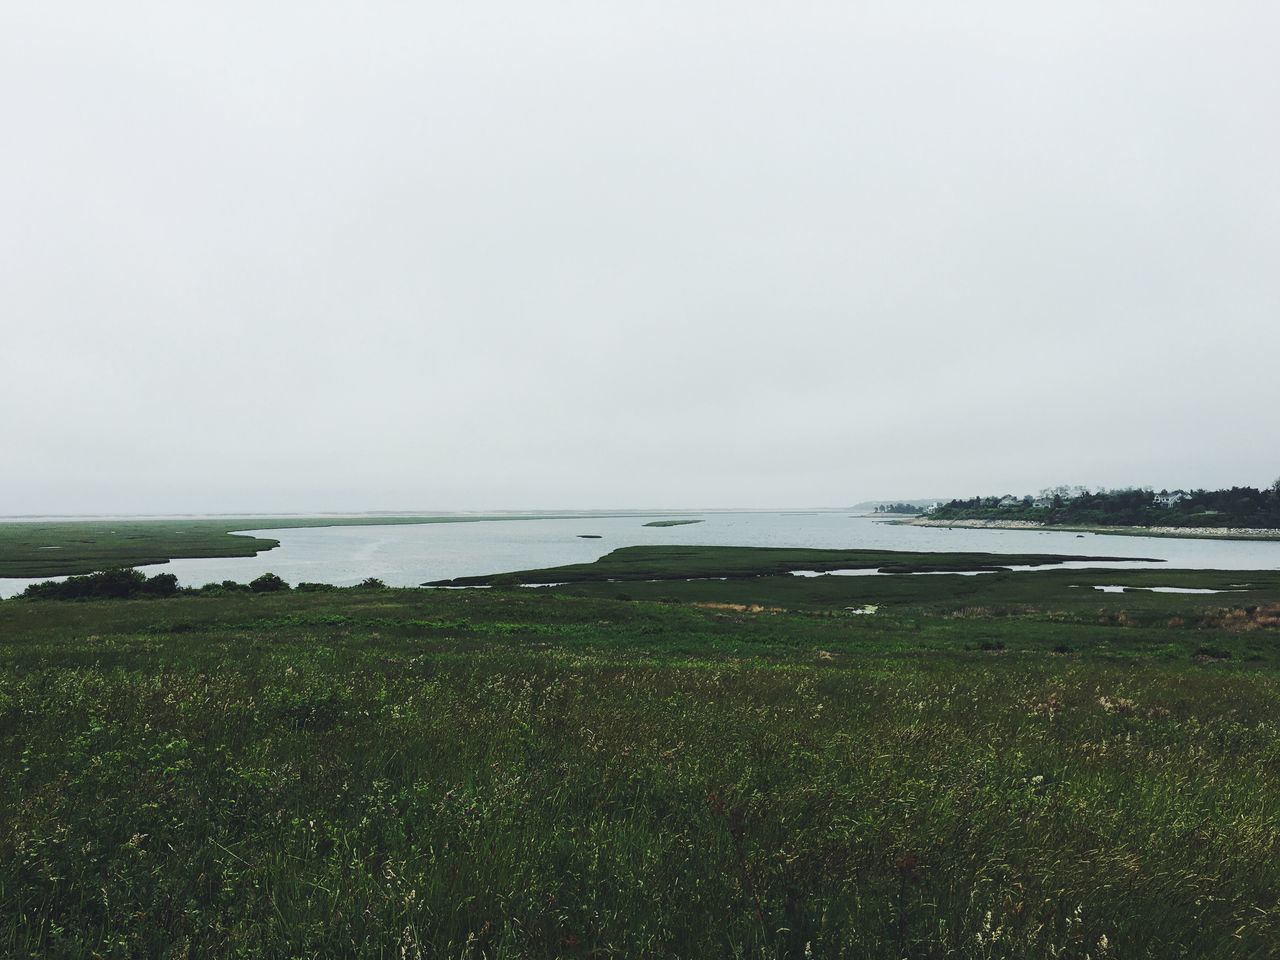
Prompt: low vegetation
<box><xmin>3</xmin><ymin>561</ymin><xmax>1280</xmax><ymax>957</ymax></box>
<box><xmin>424</xmin><ymin>545</ymin><xmax>1159</xmax><ymax>587</ymax></box>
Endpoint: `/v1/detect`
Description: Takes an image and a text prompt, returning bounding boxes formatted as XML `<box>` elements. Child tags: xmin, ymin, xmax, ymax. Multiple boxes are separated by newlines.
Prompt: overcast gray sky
<box><xmin>3</xmin><ymin>2</ymin><xmax>1277</xmax><ymax>514</ymax></box>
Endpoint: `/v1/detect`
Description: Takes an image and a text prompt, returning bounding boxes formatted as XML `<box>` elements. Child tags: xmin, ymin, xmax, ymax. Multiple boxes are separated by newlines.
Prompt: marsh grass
<box><xmin>2</xmin><ymin>588</ymin><xmax>1279</xmax><ymax>957</ymax></box>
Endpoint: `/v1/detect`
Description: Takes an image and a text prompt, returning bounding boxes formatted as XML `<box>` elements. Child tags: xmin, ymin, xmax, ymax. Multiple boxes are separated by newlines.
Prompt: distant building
<box><xmin>998</xmin><ymin>495</ymin><xmax>1021</xmax><ymax>509</ymax></box>
<box><xmin>1153</xmin><ymin>492</ymin><xmax>1187</xmax><ymax>507</ymax></box>
<box><xmin>1033</xmin><ymin>496</ymin><xmax>1054</xmax><ymax>509</ymax></box>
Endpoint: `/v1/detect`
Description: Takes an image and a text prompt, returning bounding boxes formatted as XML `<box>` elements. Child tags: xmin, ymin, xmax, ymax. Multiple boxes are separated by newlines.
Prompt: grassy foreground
<box><xmin>3</xmin><ymin>576</ymin><xmax>1280</xmax><ymax>958</ymax></box>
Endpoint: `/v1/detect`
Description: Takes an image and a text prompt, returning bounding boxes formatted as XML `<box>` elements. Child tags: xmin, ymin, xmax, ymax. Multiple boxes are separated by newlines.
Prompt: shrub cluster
<box><xmin>13</xmin><ymin>571</ymin><xmax>374</xmax><ymax>601</ymax></box>
<box><xmin>19</xmin><ymin>569</ymin><xmax>179</xmax><ymax>600</ymax></box>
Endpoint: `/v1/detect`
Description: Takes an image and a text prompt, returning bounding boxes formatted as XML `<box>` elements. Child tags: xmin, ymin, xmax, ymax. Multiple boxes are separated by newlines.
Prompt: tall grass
<box><xmin>2</xmin><ymin>589</ymin><xmax>1278</xmax><ymax>957</ymax></box>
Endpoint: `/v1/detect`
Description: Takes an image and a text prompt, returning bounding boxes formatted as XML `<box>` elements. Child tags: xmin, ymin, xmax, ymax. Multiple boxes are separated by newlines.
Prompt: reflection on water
<box><xmin>3</xmin><ymin>512</ymin><xmax>1280</xmax><ymax>598</ymax></box>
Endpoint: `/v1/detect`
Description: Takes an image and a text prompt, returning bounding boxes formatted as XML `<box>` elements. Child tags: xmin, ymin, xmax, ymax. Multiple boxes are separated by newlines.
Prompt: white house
<box><xmin>998</xmin><ymin>495</ymin><xmax>1022</xmax><ymax>509</ymax></box>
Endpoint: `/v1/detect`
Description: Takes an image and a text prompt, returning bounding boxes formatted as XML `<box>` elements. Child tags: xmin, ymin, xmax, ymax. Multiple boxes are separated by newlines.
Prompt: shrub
<box><xmin>21</xmin><ymin>568</ymin><xmax>180</xmax><ymax>601</ymax></box>
<box><xmin>249</xmin><ymin>573</ymin><xmax>290</xmax><ymax>593</ymax></box>
<box><xmin>356</xmin><ymin>578</ymin><xmax>387</xmax><ymax>589</ymax></box>
<box><xmin>198</xmin><ymin>580</ymin><xmax>251</xmax><ymax>595</ymax></box>
<box><xmin>139</xmin><ymin>572</ymin><xmax>179</xmax><ymax>597</ymax></box>
<box><xmin>295</xmin><ymin>582</ymin><xmax>337</xmax><ymax>592</ymax></box>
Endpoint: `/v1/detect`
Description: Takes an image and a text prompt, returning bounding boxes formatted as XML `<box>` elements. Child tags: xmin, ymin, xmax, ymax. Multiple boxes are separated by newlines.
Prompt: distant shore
<box><xmin>901</xmin><ymin>517</ymin><xmax>1280</xmax><ymax>542</ymax></box>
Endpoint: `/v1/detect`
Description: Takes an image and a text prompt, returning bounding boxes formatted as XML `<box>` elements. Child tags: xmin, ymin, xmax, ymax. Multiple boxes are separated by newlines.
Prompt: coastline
<box><xmin>900</xmin><ymin>517</ymin><xmax>1280</xmax><ymax>542</ymax></box>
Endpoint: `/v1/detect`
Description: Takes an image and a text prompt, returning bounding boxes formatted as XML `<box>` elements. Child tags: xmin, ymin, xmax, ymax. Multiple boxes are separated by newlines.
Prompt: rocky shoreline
<box><xmin>905</xmin><ymin>517</ymin><xmax>1280</xmax><ymax>540</ymax></box>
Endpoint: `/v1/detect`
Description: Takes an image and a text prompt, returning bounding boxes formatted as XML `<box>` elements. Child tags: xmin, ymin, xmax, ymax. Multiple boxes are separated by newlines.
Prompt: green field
<box><xmin>3</xmin><ymin>554</ymin><xmax>1280</xmax><ymax>958</ymax></box>
<box><xmin>490</xmin><ymin>547</ymin><xmax>1280</xmax><ymax>619</ymax></box>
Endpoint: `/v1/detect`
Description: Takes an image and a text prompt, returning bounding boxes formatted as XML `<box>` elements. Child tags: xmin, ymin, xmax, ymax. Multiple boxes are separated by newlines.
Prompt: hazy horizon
<box><xmin>4</xmin><ymin>2</ymin><xmax>1277</xmax><ymax>515</ymax></box>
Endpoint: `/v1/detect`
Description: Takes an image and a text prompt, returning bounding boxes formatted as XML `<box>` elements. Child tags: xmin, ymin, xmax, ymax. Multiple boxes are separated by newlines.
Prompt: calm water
<box><xmin>4</xmin><ymin>512</ymin><xmax>1280</xmax><ymax>598</ymax></box>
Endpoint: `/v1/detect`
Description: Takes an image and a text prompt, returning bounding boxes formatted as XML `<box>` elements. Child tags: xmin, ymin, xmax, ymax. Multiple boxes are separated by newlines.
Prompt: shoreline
<box><xmin>902</xmin><ymin>517</ymin><xmax>1280</xmax><ymax>542</ymax></box>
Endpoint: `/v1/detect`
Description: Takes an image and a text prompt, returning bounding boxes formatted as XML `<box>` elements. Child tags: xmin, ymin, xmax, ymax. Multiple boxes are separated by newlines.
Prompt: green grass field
<box><xmin>3</xmin><ymin>560</ymin><xmax>1279</xmax><ymax>958</ymax></box>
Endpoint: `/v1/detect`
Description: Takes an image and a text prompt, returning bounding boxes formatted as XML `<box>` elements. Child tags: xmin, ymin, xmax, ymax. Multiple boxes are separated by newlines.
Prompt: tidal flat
<box><xmin>3</xmin><ymin>556</ymin><xmax>1279</xmax><ymax>958</ymax></box>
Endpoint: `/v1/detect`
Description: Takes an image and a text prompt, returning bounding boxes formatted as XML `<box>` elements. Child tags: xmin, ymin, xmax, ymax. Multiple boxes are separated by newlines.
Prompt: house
<box><xmin>997</xmin><ymin>495</ymin><xmax>1022</xmax><ymax>509</ymax></box>
<box><xmin>1153</xmin><ymin>491</ymin><xmax>1187</xmax><ymax>507</ymax></box>
<box><xmin>1033</xmin><ymin>496</ymin><xmax>1054</xmax><ymax>509</ymax></box>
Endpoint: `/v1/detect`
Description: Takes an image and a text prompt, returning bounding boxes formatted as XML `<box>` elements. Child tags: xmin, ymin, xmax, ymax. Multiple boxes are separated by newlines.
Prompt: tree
<box><xmin>249</xmin><ymin>572</ymin><xmax>290</xmax><ymax>593</ymax></box>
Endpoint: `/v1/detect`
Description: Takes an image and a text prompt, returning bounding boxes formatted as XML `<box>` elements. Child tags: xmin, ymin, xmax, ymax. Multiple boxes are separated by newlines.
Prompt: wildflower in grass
<box><xmin>1031</xmin><ymin>692</ymin><xmax>1063</xmax><ymax>717</ymax></box>
<box><xmin>1098</xmin><ymin>695</ymin><xmax>1137</xmax><ymax>716</ymax></box>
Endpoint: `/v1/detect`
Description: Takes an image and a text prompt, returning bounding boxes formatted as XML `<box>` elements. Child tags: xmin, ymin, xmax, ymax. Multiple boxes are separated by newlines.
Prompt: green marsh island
<box><xmin>4</xmin><ymin>537</ymin><xmax>1280</xmax><ymax>957</ymax></box>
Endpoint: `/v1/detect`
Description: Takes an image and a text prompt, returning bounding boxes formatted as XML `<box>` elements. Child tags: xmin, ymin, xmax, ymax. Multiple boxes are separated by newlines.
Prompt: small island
<box><xmin>643</xmin><ymin>519</ymin><xmax>704</xmax><ymax>528</ymax></box>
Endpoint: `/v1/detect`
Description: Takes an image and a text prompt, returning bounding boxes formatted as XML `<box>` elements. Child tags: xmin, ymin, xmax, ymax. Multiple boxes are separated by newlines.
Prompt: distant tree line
<box><xmin>14</xmin><ymin>569</ymin><xmax>389</xmax><ymax>601</ymax></box>
<box><xmin>873</xmin><ymin>503</ymin><xmax>925</xmax><ymax>515</ymax></box>
<box><xmin>930</xmin><ymin>481</ymin><xmax>1280</xmax><ymax>529</ymax></box>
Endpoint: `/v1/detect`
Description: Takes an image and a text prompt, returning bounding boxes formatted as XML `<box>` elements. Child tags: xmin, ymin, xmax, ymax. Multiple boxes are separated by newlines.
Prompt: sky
<box><xmin>3</xmin><ymin>2</ymin><xmax>1278</xmax><ymax>514</ymax></box>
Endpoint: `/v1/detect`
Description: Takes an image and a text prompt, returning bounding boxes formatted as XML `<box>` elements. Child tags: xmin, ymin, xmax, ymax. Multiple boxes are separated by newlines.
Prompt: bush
<box><xmin>249</xmin><ymin>573</ymin><xmax>290</xmax><ymax>593</ymax></box>
<box><xmin>356</xmin><ymin>578</ymin><xmax>387</xmax><ymax>589</ymax></box>
<box><xmin>295</xmin><ymin>582</ymin><xmax>337</xmax><ymax>593</ymax></box>
<box><xmin>21</xmin><ymin>568</ymin><xmax>180</xmax><ymax>601</ymax></box>
<box><xmin>198</xmin><ymin>580</ymin><xmax>251</xmax><ymax>595</ymax></box>
<box><xmin>139</xmin><ymin>572</ymin><xmax>179</xmax><ymax>597</ymax></box>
